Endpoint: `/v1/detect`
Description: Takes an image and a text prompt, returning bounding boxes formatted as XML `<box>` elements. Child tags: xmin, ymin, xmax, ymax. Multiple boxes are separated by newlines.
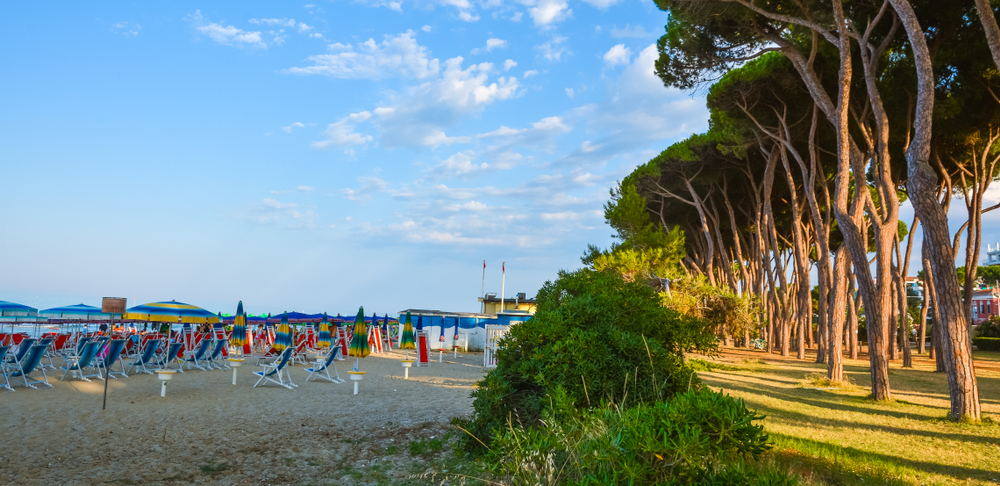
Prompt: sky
<box><xmin>0</xmin><ymin>0</ymin><xmax>709</xmax><ymax>316</ymax></box>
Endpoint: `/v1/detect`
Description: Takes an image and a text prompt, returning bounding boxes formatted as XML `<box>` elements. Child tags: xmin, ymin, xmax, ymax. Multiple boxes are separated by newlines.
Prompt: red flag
<box><xmin>502</xmin><ymin>262</ymin><xmax>505</xmax><ymax>273</ymax></box>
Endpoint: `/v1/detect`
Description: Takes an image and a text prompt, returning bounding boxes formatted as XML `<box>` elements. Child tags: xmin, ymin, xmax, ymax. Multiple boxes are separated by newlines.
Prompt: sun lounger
<box><xmin>205</xmin><ymin>339</ymin><xmax>229</xmax><ymax>370</ymax></box>
<box><xmin>36</xmin><ymin>337</ymin><xmax>57</xmax><ymax>370</ymax></box>
<box><xmin>253</xmin><ymin>348</ymin><xmax>296</xmax><ymax>390</ymax></box>
<box><xmin>10</xmin><ymin>345</ymin><xmax>53</xmax><ymax>389</ymax></box>
<box><xmin>99</xmin><ymin>339</ymin><xmax>129</xmax><ymax>379</ymax></box>
<box><xmin>0</xmin><ymin>345</ymin><xmax>13</xmax><ymax>392</ymax></box>
<box><xmin>185</xmin><ymin>338</ymin><xmax>213</xmax><ymax>371</ymax></box>
<box><xmin>158</xmin><ymin>342</ymin><xmax>185</xmax><ymax>372</ymax></box>
<box><xmin>290</xmin><ymin>335</ymin><xmax>310</xmax><ymax>366</ymax></box>
<box><xmin>304</xmin><ymin>346</ymin><xmax>345</xmax><ymax>384</ymax></box>
<box><xmin>60</xmin><ymin>341</ymin><xmax>102</xmax><ymax>382</ymax></box>
<box><xmin>129</xmin><ymin>339</ymin><xmax>162</xmax><ymax>375</ymax></box>
<box><xmin>12</xmin><ymin>338</ymin><xmax>36</xmax><ymax>365</ymax></box>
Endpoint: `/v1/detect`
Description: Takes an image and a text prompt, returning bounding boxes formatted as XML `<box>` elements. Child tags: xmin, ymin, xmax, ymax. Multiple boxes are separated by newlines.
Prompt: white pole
<box><xmin>232</xmin><ymin>368</ymin><xmax>238</xmax><ymax>385</ymax></box>
<box><xmin>500</xmin><ymin>262</ymin><xmax>506</xmax><ymax>315</ymax></box>
<box><xmin>160</xmin><ymin>381</ymin><xmax>167</xmax><ymax>397</ymax></box>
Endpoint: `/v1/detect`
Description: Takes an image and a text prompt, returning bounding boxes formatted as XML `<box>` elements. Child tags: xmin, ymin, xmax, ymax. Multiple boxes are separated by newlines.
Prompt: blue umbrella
<box><xmin>39</xmin><ymin>304</ymin><xmax>115</xmax><ymax>320</ymax></box>
<box><xmin>453</xmin><ymin>316</ymin><xmax>460</xmax><ymax>341</ymax></box>
<box><xmin>415</xmin><ymin>314</ymin><xmax>423</xmax><ymax>332</ymax></box>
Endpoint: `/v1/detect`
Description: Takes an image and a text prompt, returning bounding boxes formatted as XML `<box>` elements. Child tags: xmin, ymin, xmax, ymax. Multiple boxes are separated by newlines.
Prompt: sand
<box><xmin>1</xmin><ymin>348</ymin><xmax>488</xmax><ymax>485</ymax></box>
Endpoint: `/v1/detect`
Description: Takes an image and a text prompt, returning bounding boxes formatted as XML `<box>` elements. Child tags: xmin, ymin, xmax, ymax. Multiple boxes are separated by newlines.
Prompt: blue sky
<box><xmin>0</xmin><ymin>0</ymin><xmax>710</xmax><ymax>315</ymax></box>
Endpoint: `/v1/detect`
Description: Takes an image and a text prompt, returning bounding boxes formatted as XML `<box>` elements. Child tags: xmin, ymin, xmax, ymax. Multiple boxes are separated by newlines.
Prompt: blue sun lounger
<box><xmin>99</xmin><ymin>339</ymin><xmax>128</xmax><ymax>380</ymax></box>
<box><xmin>205</xmin><ymin>339</ymin><xmax>229</xmax><ymax>370</ymax></box>
<box><xmin>304</xmin><ymin>347</ymin><xmax>345</xmax><ymax>384</ymax></box>
<box><xmin>0</xmin><ymin>345</ymin><xmax>13</xmax><ymax>392</ymax></box>
<box><xmin>10</xmin><ymin>345</ymin><xmax>53</xmax><ymax>389</ymax></box>
<box><xmin>253</xmin><ymin>348</ymin><xmax>296</xmax><ymax>390</ymax></box>
<box><xmin>129</xmin><ymin>339</ymin><xmax>162</xmax><ymax>375</ymax></box>
<box><xmin>158</xmin><ymin>342</ymin><xmax>185</xmax><ymax>373</ymax></box>
<box><xmin>185</xmin><ymin>338</ymin><xmax>213</xmax><ymax>371</ymax></box>
<box><xmin>60</xmin><ymin>341</ymin><xmax>102</xmax><ymax>382</ymax></box>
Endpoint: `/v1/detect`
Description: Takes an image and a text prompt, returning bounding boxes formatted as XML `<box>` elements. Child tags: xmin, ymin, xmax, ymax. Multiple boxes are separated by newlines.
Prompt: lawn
<box><xmin>693</xmin><ymin>347</ymin><xmax>1000</xmax><ymax>485</ymax></box>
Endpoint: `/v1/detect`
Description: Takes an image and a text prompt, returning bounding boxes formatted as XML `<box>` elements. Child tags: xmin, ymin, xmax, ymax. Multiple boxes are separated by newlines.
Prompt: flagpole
<box><xmin>481</xmin><ymin>260</ymin><xmax>486</xmax><ymax>314</ymax></box>
<box><xmin>500</xmin><ymin>262</ymin><xmax>506</xmax><ymax>315</ymax></box>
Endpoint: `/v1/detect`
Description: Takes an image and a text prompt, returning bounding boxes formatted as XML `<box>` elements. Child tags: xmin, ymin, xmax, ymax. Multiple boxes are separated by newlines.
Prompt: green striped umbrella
<box><xmin>348</xmin><ymin>306</ymin><xmax>370</xmax><ymax>370</ymax></box>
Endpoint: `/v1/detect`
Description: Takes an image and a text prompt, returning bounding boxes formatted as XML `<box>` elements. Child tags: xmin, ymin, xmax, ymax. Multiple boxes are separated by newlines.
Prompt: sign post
<box><xmin>101</xmin><ymin>297</ymin><xmax>127</xmax><ymax>411</ymax></box>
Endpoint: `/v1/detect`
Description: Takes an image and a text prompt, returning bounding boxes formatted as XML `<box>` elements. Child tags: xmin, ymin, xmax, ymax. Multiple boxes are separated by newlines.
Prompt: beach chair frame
<box><xmin>129</xmin><ymin>339</ymin><xmax>162</xmax><ymax>375</ymax></box>
<box><xmin>98</xmin><ymin>339</ymin><xmax>129</xmax><ymax>380</ymax></box>
<box><xmin>0</xmin><ymin>345</ymin><xmax>13</xmax><ymax>392</ymax></box>
<box><xmin>206</xmin><ymin>339</ymin><xmax>229</xmax><ymax>370</ymax></box>
<box><xmin>11</xmin><ymin>345</ymin><xmax>53</xmax><ymax>389</ymax></box>
<box><xmin>253</xmin><ymin>348</ymin><xmax>297</xmax><ymax>390</ymax></box>
<box><xmin>304</xmin><ymin>347</ymin><xmax>345</xmax><ymax>384</ymax></box>
<box><xmin>184</xmin><ymin>338</ymin><xmax>213</xmax><ymax>371</ymax></box>
<box><xmin>158</xmin><ymin>342</ymin><xmax>186</xmax><ymax>373</ymax></box>
<box><xmin>60</xmin><ymin>341</ymin><xmax>102</xmax><ymax>382</ymax></box>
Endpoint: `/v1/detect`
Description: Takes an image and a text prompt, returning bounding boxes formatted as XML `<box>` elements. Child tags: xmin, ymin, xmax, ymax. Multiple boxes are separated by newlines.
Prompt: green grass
<box><xmin>199</xmin><ymin>461</ymin><xmax>228</xmax><ymax>474</ymax></box>
<box><xmin>696</xmin><ymin>347</ymin><xmax>1000</xmax><ymax>485</ymax></box>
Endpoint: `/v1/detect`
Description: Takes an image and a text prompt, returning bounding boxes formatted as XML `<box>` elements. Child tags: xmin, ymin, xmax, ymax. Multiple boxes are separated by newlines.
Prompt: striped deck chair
<box><xmin>0</xmin><ymin>345</ymin><xmax>12</xmax><ymax>392</ymax></box>
<box><xmin>253</xmin><ymin>348</ymin><xmax>296</xmax><ymax>390</ymax></box>
<box><xmin>60</xmin><ymin>341</ymin><xmax>102</xmax><ymax>382</ymax></box>
<box><xmin>205</xmin><ymin>339</ymin><xmax>229</xmax><ymax>370</ymax></box>
<box><xmin>304</xmin><ymin>346</ymin><xmax>344</xmax><ymax>384</ymax></box>
<box><xmin>129</xmin><ymin>339</ymin><xmax>162</xmax><ymax>374</ymax></box>
<box><xmin>10</xmin><ymin>345</ymin><xmax>52</xmax><ymax>390</ymax></box>
<box><xmin>184</xmin><ymin>338</ymin><xmax>213</xmax><ymax>371</ymax></box>
<box><xmin>99</xmin><ymin>339</ymin><xmax>129</xmax><ymax>380</ymax></box>
<box><xmin>158</xmin><ymin>342</ymin><xmax>185</xmax><ymax>372</ymax></box>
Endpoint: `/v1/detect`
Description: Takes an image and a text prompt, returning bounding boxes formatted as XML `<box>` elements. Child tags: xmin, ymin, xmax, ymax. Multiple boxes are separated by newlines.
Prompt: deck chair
<box><xmin>99</xmin><ymin>339</ymin><xmax>129</xmax><ymax>379</ymax></box>
<box><xmin>12</xmin><ymin>338</ymin><xmax>36</xmax><ymax>365</ymax></box>
<box><xmin>37</xmin><ymin>338</ymin><xmax>57</xmax><ymax>370</ymax></box>
<box><xmin>255</xmin><ymin>346</ymin><xmax>281</xmax><ymax>365</ymax></box>
<box><xmin>158</xmin><ymin>342</ymin><xmax>185</xmax><ymax>372</ymax></box>
<box><xmin>253</xmin><ymin>348</ymin><xmax>296</xmax><ymax>389</ymax></box>
<box><xmin>290</xmin><ymin>335</ymin><xmax>310</xmax><ymax>365</ymax></box>
<box><xmin>10</xmin><ymin>345</ymin><xmax>53</xmax><ymax>389</ymax></box>
<box><xmin>0</xmin><ymin>345</ymin><xmax>12</xmax><ymax>392</ymax></box>
<box><xmin>184</xmin><ymin>338</ymin><xmax>213</xmax><ymax>371</ymax></box>
<box><xmin>60</xmin><ymin>341</ymin><xmax>102</xmax><ymax>382</ymax></box>
<box><xmin>304</xmin><ymin>346</ymin><xmax>345</xmax><ymax>384</ymax></box>
<box><xmin>73</xmin><ymin>336</ymin><xmax>92</xmax><ymax>356</ymax></box>
<box><xmin>129</xmin><ymin>339</ymin><xmax>162</xmax><ymax>374</ymax></box>
<box><xmin>205</xmin><ymin>339</ymin><xmax>229</xmax><ymax>370</ymax></box>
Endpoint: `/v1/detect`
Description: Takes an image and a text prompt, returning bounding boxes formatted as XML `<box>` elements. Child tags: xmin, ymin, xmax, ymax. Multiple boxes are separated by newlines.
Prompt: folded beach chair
<box><xmin>185</xmin><ymin>338</ymin><xmax>213</xmax><ymax>371</ymax></box>
<box><xmin>60</xmin><ymin>341</ymin><xmax>102</xmax><ymax>382</ymax></box>
<box><xmin>10</xmin><ymin>345</ymin><xmax>53</xmax><ymax>389</ymax></box>
<box><xmin>0</xmin><ymin>345</ymin><xmax>13</xmax><ymax>392</ymax></box>
<box><xmin>304</xmin><ymin>346</ymin><xmax>344</xmax><ymax>384</ymax></box>
<box><xmin>128</xmin><ymin>338</ymin><xmax>162</xmax><ymax>374</ymax></box>
<box><xmin>253</xmin><ymin>348</ymin><xmax>296</xmax><ymax>390</ymax></box>
<box><xmin>205</xmin><ymin>339</ymin><xmax>229</xmax><ymax>370</ymax></box>
<box><xmin>99</xmin><ymin>339</ymin><xmax>129</xmax><ymax>379</ymax></box>
<box><xmin>158</xmin><ymin>342</ymin><xmax>186</xmax><ymax>373</ymax></box>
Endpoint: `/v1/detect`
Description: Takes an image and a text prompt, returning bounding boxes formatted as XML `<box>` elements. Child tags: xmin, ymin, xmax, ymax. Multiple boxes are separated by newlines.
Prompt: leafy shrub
<box><xmin>486</xmin><ymin>389</ymin><xmax>796</xmax><ymax>485</ymax></box>
<box><xmin>456</xmin><ymin>269</ymin><xmax>715</xmax><ymax>454</ymax></box>
<box><xmin>977</xmin><ymin>317</ymin><xmax>1000</xmax><ymax>338</ymax></box>
<box><xmin>974</xmin><ymin>337</ymin><xmax>1000</xmax><ymax>351</ymax></box>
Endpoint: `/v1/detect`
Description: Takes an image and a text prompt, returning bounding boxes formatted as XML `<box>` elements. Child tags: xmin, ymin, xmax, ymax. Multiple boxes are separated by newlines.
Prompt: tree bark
<box><xmin>828</xmin><ymin>246</ymin><xmax>849</xmax><ymax>382</ymax></box>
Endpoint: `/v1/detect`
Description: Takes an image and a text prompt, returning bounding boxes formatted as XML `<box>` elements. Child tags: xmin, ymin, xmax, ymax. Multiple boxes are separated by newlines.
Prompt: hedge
<box><xmin>974</xmin><ymin>337</ymin><xmax>1000</xmax><ymax>352</ymax></box>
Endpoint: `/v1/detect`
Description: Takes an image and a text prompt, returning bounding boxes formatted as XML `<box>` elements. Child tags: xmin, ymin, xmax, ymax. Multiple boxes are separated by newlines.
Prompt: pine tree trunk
<box><xmin>828</xmin><ymin>247</ymin><xmax>849</xmax><ymax>382</ymax></box>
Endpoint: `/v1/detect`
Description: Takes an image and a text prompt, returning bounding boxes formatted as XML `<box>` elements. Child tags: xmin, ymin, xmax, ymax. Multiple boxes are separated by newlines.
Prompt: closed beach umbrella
<box><xmin>318</xmin><ymin>313</ymin><xmax>331</xmax><ymax>349</ymax></box>
<box><xmin>415</xmin><ymin>314</ymin><xmax>423</xmax><ymax>333</ymax></box>
<box><xmin>124</xmin><ymin>300</ymin><xmax>220</xmax><ymax>324</ymax></box>
<box><xmin>453</xmin><ymin>316</ymin><xmax>461</xmax><ymax>341</ymax></box>
<box><xmin>399</xmin><ymin>311</ymin><xmax>416</xmax><ymax>360</ymax></box>
<box><xmin>274</xmin><ymin>312</ymin><xmax>292</xmax><ymax>351</ymax></box>
<box><xmin>348</xmin><ymin>307</ymin><xmax>370</xmax><ymax>369</ymax></box>
<box><xmin>231</xmin><ymin>301</ymin><xmax>247</xmax><ymax>349</ymax></box>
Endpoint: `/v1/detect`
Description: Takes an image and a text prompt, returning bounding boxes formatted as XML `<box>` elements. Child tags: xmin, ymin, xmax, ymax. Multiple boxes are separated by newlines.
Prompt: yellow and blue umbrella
<box><xmin>348</xmin><ymin>307</ymin><xmax>370</xmax><ymax>369</ymax></box>
<box><xmin>230</xmin><ymin>301</ymin><xmax>247</xmax><ymax>348</ymax></box>
<box><xmin>124</xmin><ymin>300</ymin><xmax>220</xmax><ymax>324</ymax></box>
<box><xmin>318</xmin><ymin>313</ymin><xmax>332</xmax><ymax>348</ymax></box>
<box><xmin>274</xmin><ymin>312</ymin><xmax>292</xmax><ymax>351</ymax></box>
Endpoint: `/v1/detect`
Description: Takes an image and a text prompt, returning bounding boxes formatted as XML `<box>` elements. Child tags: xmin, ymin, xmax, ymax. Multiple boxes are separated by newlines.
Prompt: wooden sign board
<box><xmin>102</xmin><ymin>297</ymin><xmax>127</xmax><ymax>315</ymax></box>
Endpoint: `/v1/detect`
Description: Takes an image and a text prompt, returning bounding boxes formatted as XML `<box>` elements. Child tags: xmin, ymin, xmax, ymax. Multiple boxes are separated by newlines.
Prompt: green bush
<box><xmin>974</xmin><ymin>337</ymin><xmax>1000</xmax><ymax>351</ymax></box>
<box><xmin>456</xmin><ymin>269</ymin><xmax>716</xmax><ymax>454</ymax></box>
<box><xmin>977</xmin><ymin>317</ymin><xmax>1000</xmax><ymax>338</ymax></box>
<box><xmin>486</xmin><ymin>389</ymin><xmax>797</xmax><ymax>485</ymax></box>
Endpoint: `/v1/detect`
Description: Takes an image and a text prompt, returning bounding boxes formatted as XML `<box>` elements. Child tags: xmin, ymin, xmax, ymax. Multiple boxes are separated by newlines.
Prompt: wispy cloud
<box><xmin>186</xmin><ymin>11</ymin><xmax>267</xmax><ymax>48</ymax></box>
<box><xmin>111</xmin><ymin>21</ymin><xmax>141</xmax><ymax>36</ymax></box>
<box><xmin>535</xmin><ymin>36</ymin><xmax>569</xmax><ymax>62</ymax></box>
<box><xmin>288</xmin><ymin>30</ymin><xmax>439</xmax><ymax>79</ymax></box>
<box><xmin>602</xmin><ymin>44</ymin><xmax>631</xmax><ymax>67</ymax></box>
<box><xmin>343</xmin><ymin>177</ymin><xmax>387</xmax><ymax>202</ymax></box>
<box><xmin>471</xmin><ymin>38</ymin><xmax>507</xmax><ymax>55</ymax></box>
<box><xmin>610</xmin><ymin>24</ymin><xmax>651</xmax><ymax>38</ymax></box>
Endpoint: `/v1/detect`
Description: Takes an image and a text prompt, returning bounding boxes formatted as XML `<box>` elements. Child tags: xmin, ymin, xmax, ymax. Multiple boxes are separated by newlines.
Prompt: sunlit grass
<box><xmin>693</xmin><ymin>347</ymin><xmax>1000</xmax><ymax>485</ymax></box>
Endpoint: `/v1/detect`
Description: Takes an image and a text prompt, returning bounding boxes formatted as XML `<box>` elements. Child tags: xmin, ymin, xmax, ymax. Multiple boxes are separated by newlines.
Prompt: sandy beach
<box><xmin>2</xmin><ymin>348</ymin><xmax>487</xmax><ymax>485</ymax></box>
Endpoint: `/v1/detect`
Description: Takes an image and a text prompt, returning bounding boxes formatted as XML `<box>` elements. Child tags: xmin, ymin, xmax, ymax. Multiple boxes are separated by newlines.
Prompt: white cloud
<box><xmin>296</xmin><ymin>185</ymin><xmax>314</xmax><ymax>192</ymax></box>
<box><xmin>263</xmin><ymin>198</ymin><xmax>297</xmax><ymax>209</ymax></box>
<box><xmin>444</xmin><ymin>200</ymin><xmax>492</xmax><ymax>211</ymax></box>
<box><xmin>271</xmin><ymin>185</ymin><xmax>315</xmax><ymax>194</ymax></box>
<box><xmin>610</xmin><ymin>24</ymin><xmax>651</xmax><ymax>38</ymax></box>
<box><xmin>424</xmin><ymin>130</ymin><xmax>473</xmax><ymax>148</ymax></box>
<box><xmin>343</xmin><ymin>177</ymin><xmax>387</xmax><ymax>202</ymax></box>
<box><xmin>579</xmin><ymin>0</ymin><xmax>620</xmax><ymax>8</ymax></box>
<box><xmin>527</xmin><ymin>0</ymin><xmax>571</xmax><ymax>27</ymax></box>
<box><xmin>111</xmin><ymin>21</ymin><xmax>141</xmax><ymax>36</ymax></box>
<box><xmin>311</xmin><ymin>111</ymin><xmax>373</xmax><ymax>149</ymax></box>
<box><xmin>471</xmin><ymin>38</ymin><xmax>508</xmax><ymax>55</ymax></box>
<box><xmin>602</xmin><ymin>44</ymin><xmax>631</xmax><ymax>67</ymax></box>
<box><xmin>248</xmin><ymin>18</ymin><xmax>296</xmax><ymax>27</ymax></box>
<box><xmin>425</xmin><ymin>151</ymin><xmax>510</xmax><ymax>180</ymax></box>
<box><xmin>510</xmin><ymin>11</ymin><xmax>523</xmax><ymax>22</ymax></box>
<box><xmin>422</xmin><ymin>25</ymin><xmax>433</xmax><ymax>32</ymax></box>
<box><xmin>523</xmin><ymin>69</ymin><xmax>539</xmax><ymax>78</ymax></box>
<box><xmin>282</xmin><ymin>122</ymin><xmax>306</xmax><ymax>133</ymax></box>
<box><xmin>541</xmin><ymin>210</ymin><xmax>603</xmax><ymax>221</ymax></box>
<box><xmin>457</xmin><ymin>10</ymin><xmax>481</xmax><ymax>22</ymax></box>
<box><xmin>565</xmin><ymin>88</ymin><xmax>574</xmax><ymax>98</ymax></box>
<box><xmin>504</xmin><ymin>59</ymin><xmax>517</xmax><ymax>71</ymax></box>
<box><xmin>288</xmin><ymin>30</ymin><xmax>439</xmax><ymax>79</ymax></box>
<box><xmin>535</xmin><ymin>36</ymin><xmax>569</xmax><ymax>62</ymax></box>
<box><xmin>187</xmin><ymin>11</ymin><xmax>267</xmax><ymax>48</ymax></box>
<box><xmin>580</xmin><ymin>141</ymin><xmax>599</xmax><ymax>153</ymax></box>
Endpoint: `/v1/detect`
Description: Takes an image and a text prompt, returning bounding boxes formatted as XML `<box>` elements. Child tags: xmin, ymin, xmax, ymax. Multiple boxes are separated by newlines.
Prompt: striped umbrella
<box><xmin>39</xmin><ymin>304</ymin><xmax>116</xmax><ymax>320</ymax></box>
<box><xmin>318</xmin><ymin>313</ymin><xmax>332</xmax><ymax>349</ymax></box>
<box><xmin>399</xmin><ymin>311</ymin><xmax>416</xmax><ymax>360</ymax></box>
<box><xmin>124</xmin><ymin>300</ymin><xmax>220</xmax><ymax>324</ymax></box>
<box><xmin>230</xmin><ymin>301</ymin><xmax>247</xmax><ymax>350</ymax></box>
<box><xmin>274</xmin><ymin>312</ymin><xmax>292</xmax><ymax>352</ymax></box>
<box><xmin>348</xmin><ymin>306</ymin><xmax>370</xmax><ymax>369</ymax></box>
<box><xmin>383</xmin><ymin>314</ymin><xmax>393</xmax><ymax>351</ymax></box>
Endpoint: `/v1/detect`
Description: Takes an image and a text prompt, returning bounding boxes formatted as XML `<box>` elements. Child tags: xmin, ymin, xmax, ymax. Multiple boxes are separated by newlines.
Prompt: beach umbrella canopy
<box><xmin>318</xmin><ymin>313</ymin><xmax>331</xmax><ymax>348</ymax></box>
<box><xmin>415</xmin><ymin>314</ymin><xmax>424</xmax><ymax>332</ymax></box>
<box><xmin>399</xmin><ymin>311</ymin><xmax>416</xmax><ymax>350</ymax></box>
<box><xmin>124</xmin><ymin>300</ymin><xmax>220</xmax><ymax>324</ymax></box>
<box><xmin>230</xmin><ymin>301</ymin><xmax>247</xmax><ymax>347</ymax></box>
<box><xmin>39</xmin><ymin>304</ymin><xmax>117</xmax><ymax>320</ymax></box>
<box><xmin>0</xmin><ymin>301</ymin><xmax>43</xmax><ymax>322</ymax></box>
<box><xmin>274</xmin><ymin>312</ymin><xmax>292</xmax><ymax>351</ymax></box>
<box><xmin>348</xmin><ymin>307</ymin><xmax>370</xmax><ymax>359</ymax></box>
